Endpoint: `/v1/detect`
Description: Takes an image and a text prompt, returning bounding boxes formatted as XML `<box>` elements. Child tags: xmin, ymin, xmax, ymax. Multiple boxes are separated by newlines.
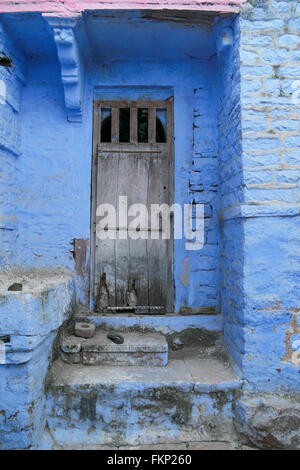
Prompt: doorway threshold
<box><xmin>74</xmin><ymin>311</ymin><xmax>222</xmax><ymax>343</ymax></box>
<box><xmin>106</xmin><ymin>306</ymin><xmax>165</xmax><ymax>314</ymax></box>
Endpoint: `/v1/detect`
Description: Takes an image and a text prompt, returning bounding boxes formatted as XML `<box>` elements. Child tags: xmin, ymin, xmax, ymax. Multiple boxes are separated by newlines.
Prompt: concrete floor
<box><xmin>45</xmin><ymin>343</ymin><xmax>243</xmax><ymax>449</ymax></box>
<box><xmin>43</xmin><ymin>439</ymin><xmax>257</xmax><ymax>450</ymax></box>
<box><xmin>49</xmin><ymin>347</ymin><xmax>240</xmax><ymax>389</ymax></box>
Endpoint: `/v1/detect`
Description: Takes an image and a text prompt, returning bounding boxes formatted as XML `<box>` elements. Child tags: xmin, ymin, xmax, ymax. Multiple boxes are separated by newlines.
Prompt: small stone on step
<box><xmin>107</xmin><ymin>332</ymin><xmax>124</xmax><ymax>344</ymax></box>
<box><xmin>61</xmin><ymin>338</ymin><xmax>82</xmax><ymax>353</ymax></box>
<box><xmin>8</xmin><ymin>283</ymin><xmax>22</xmax><ymax>291</ymax></box>
<box><xmin>171</xmin><ymin>337</ymin><xmax>184</xmax><ymax>350</ymax></box>
<box><xmin>75</xmin><ymin>322</ymin><xmax>95</xmax><ymax>339</ymax></box>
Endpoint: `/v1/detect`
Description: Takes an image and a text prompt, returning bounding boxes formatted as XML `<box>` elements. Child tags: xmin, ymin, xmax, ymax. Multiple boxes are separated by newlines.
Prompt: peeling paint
<box><xmin>72</xmin><ymin>238</ymin><xmax>90</xmax><ymax>306</ymax></box>
<box><xmin>177</xmin><ymin>257</ymin><xmax>190</xmax><ymax>288</ymax></box>
<box><xmin>282</xmin><ymin>315</ymin><xmax>300</xmax><ymax>365</ymax></box>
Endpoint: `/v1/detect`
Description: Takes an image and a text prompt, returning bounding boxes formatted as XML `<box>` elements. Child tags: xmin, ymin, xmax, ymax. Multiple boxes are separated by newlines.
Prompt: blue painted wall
<box><xmin>217</xmin><ymin>2</ymin><xmax>300</xmax><ymax>393</ymax></box>
<box><xmin>0</xmin><ymin>276</ymin><xmax>75</xmax><ymax>449</ymax></box>
<box><xmin>216</xmin><ymin>16</ymin><xmax>245</xmax><ymax>374</ymax></box>
<box><xmin>0</xmin><ymin>15</ymin><xmax>223</xmax><ymax>449</ymax></box>
<box><xmin>0</xmin><ymin>5</ymin><xmax>298</xmax><ymax>391</ymax></box>
<box><xmin>18</xmin><ymin>57</ymin><xmax>91</xmax><ymax>271</ymax></box>
<box><xmin>89</xmin><ymin>60</ymin><xmax>220</xmax><ymax>312</ymax></box>
<box><xmin>0</xmin><ymin>22</ymin><xmax>25</xmax><ymax>268</ymax></box>
<box><xmin>0</xmin><ymin>2</ymin><xmax>300</xmax><ymax>449</ymax></box>
<box><xmin>0</xmin><ymin>13</ymin><xmax>222</xmax><ymax>312</ymax></box>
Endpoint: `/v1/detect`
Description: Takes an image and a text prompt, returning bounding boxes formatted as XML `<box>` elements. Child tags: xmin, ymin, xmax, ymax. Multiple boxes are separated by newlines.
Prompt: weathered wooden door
<box><xmin>91</xmin><ymin>100</ymin><xmax>174</xmax><ymax>313</ymax></box>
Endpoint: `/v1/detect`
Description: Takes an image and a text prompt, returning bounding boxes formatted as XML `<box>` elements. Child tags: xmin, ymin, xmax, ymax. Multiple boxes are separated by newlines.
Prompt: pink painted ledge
<box><xmin>0</xmin><ymin>0</ymin><xmax>247</xmax><ymax>16</ymax></box>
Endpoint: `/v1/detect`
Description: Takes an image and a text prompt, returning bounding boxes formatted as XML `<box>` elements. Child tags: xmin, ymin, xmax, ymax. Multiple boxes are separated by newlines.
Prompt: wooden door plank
<box><xmin>114</xmin><ymin>152</ymin><xmax>130</xmax><ymax>307</ymax></box>
<box><xmin>95</xmin><ymin>152</ymin><xmax>119</xmax><ymax>309</ymax></box>
<box><xmin>127</xmin><ymin>152</ymin><xmax>150</xmax><ymax>307</ymax></box>
<box><xmin>166</xmin><ymin>99</ymin><xmax>174</xmax><ymax>312</ymax></box>
<box><xmin>147</xmin><ymin>151</ymin><xmax>169</xmax><ymax>308</ymax></box>
<box><xmin>148</xmin><ymin>107</ymin><xmax>156</xmax><ymax>144</ymax></box>
<box><xmin>90</xmin><ymin>103</ymin><xmax>101</xmax><ymax>305</ymax></box>
<box><xmin>92</xmin><ymin>99</ymin><xmax>174</xmax><ymax>313</ymax></box>
<box><xmin>130</xmin><ymin>107</ymin><xmax>137</xmax><ymax>144</ymax></box>
<box><xmin>111</xmin><ymin>107</ymin><xmax>119</xmax><ymax>144</ymax></box>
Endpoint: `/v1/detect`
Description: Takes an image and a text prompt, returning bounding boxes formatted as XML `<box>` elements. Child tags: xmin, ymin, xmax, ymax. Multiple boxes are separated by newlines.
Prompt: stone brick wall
<box><xmin>241</xmin><ymin>0</ymin><xmax>300</xmax><ymax>206</ymax></box>
<box><xmin>17</xmin><ymin>57</ymin><xmax>91</xmax><ymax>271</ymax></box>
<box><xmin>189</xmin><ymin>81</ymin><xmax>220</xmax><ymax>312</ymax></box>
<box><xmin>14</xmin><ymin>42</ymin><xmax>222</xmax><ymax>312</ymax></box>
<box><xmin>13</xmin><ymin>55</ymin><xmax>92</xmax><ymax>305</ymax></box>
<box><xmin>217</xmin><ymin>0</ymin><xmax>300</xmax><ymax>392</ymax></box>
<box><xmin>0</xmin><ymin>23</ymin><xmax>25</xmax><ymax>269</ymax></box>
<box><xmin>239</xmin><ymin>0</ymin><xmax>300</xmax><ymax>392</ymax></box>
<box><xmin>0</xmin><ymin>274</ymin><xmax>75</xmax><ymax>449</ymax></box>
<box><xmin>0</xmin><ymin>0</ymin><xmax>299</xmax><ymax>450</ymax></box>
<box><xmin>92</xmin><ymin>59</ymin><xmax>221</xmax><ymax>313</ymax></box>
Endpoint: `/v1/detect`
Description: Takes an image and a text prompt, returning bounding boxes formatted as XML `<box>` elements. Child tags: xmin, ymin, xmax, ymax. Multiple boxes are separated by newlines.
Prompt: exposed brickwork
<box><xmin>215</xmin><ymin>0</ymin><xmax>300</xmax><ymax>449</ymax></box>
<box><xmin>238</xmin><ymin>0</ymin><xmax>300</xmax><ymax>392</ymax></box>
<box><xmin>216</xmin><ymin>1</ymin><xmax>300</xmax><ymax>393</ymax></box>
<box><xmin>17</xmin><ymin>57</ymin><xmax>91</xmax><ymax>283</ymax></box>
<box><xmin>0</xmin><ymin>0</ymin><xmax>299</xmax><ymax>451</ymax></box>
<box><xmin>189</xmin><ymin>83</ymin><xmax>220</xmax><ymax>310</ymax></box>
<box><xmin>240</xmin><ymin>0</ymin><xmax>300</xmax><ymax>205</ymax></box>
<box><xmin>0</xmin><ymin>274</ymin><xmax>75</xmax><ymax>449</ymax></box>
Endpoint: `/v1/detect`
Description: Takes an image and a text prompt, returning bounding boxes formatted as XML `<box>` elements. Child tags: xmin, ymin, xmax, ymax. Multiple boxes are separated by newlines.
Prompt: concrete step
<box><xmin>44</xmin><ymin>348</ymin><xmax>242</xmax><ymax>448</ymax></box>
<box><xmin>60</xmin><ymin>331</ymin><xmax>168</xmax><ymax>367</ymax></box>
<box><xmin>74</xmin><ymin>312</ymin><xmax>223</xmax><ymax>350</ymax></box>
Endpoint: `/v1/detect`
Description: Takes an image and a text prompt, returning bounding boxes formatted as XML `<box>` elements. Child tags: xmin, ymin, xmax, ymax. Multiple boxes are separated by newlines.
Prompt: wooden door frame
<box><xmin>90</xmin><ymin>98</ymin><xmax>174</xmax><ymax>312</ymax></box>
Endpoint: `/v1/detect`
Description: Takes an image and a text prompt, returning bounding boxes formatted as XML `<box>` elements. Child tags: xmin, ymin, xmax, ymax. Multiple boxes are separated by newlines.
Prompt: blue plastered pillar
<box><xmin>218</xmin><ymin>0</ymin><xmax>300</xmax><ymax>449</ymax></box>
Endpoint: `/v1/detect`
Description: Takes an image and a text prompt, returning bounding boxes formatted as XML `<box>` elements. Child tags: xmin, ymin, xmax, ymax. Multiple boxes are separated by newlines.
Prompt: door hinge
<box><xmin>93</xmin><ymin>222</ymin><xmax>96</xmax><ymax>233</ymax></box>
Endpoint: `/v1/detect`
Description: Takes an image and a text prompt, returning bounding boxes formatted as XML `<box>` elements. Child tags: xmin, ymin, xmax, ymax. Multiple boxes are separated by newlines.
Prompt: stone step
<box><xmin>44</xmin><ymin>350</ymin><xmax>241</xmax><ymax>449</ymax></box>
<box><xmin>74</xmin><ymin>312</ymin><xmax>223</xmax><ymax>349</ymax></box>
<box><xmin>60</xmin><ymin>331</ymin><xmax>168</xmax><ymax>367</ymax></box>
